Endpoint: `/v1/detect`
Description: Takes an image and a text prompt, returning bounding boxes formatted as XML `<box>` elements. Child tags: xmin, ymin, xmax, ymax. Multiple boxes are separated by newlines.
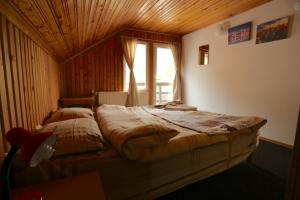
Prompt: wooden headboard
<box><xmin>59</xmin><ymin>96</ymin><xmax>95</xmax><ymax>108</ymax></box>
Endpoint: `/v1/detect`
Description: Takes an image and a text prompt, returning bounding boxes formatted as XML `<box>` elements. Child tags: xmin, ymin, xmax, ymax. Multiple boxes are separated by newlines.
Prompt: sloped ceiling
<box><xmin>8</xmin><ymin>0</ymin><xmax>271</xmax><ymax>61</ymax></box>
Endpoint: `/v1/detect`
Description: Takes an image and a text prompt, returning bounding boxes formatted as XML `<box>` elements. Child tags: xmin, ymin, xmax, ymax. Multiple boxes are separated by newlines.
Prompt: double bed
<box><xmin>13</xmin><ymin>100</ymin><xmax>266</xmax><ymax>200</ymax></box>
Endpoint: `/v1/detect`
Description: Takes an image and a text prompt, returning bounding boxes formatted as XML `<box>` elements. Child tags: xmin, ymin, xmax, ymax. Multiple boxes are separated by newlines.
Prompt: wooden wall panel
<box><xmin>62</xmin><ymin>35</ymin><xmax>123</xmax><ymax>97</ymax></box>
<box><xmin>0</xmin><ymin>14</ymin><xmax>61</xmax><ymax>153</ymax></box>
<box><xmin>62</xmin><ymin>29</ymin><xmax>181</xmax><ymax>98</ymax></box>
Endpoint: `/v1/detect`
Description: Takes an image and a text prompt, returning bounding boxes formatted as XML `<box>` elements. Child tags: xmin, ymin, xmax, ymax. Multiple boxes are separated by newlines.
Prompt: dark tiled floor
<box><xmin>252</xmin><ymin>140</ymin><xmax>292</xmax><ymax>180</ymax></box>
<box><xmin>157</xmin><ymin>163</ymin><xmax>286</xmax><ymax>200</ymax></box>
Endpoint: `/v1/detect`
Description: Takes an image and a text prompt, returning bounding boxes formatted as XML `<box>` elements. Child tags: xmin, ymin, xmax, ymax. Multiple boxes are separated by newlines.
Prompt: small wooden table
<box><xmin>13</xmin><ymin>172</ymin><xmax>106</xmax><ymax>200</ymax></box>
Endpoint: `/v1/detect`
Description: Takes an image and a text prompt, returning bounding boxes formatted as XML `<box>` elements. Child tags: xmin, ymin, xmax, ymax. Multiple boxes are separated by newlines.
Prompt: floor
<box><xmin>252</xmin><ymin>139</ymin><xmax>292</xmax><ymax>180</ymax></box>
<box><xmin>157</xmin><ymin>162</ymin><xmax>286</xmax><ymax>200</ymax></box>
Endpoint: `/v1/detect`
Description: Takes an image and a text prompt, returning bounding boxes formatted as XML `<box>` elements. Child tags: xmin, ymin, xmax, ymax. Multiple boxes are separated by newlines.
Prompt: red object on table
<box><xmin>1</xmin><ymin>128</ymin><xmax>56</xmax><ymax>200</ymax></box>
<box><xmin>6</xmin><ymin>128</ymin><xmax>32</xmax><ymax>148</ymax></box>
<box><xmin>21</xmin><ymin>131</ymin><xmax>53</xmax><ymax>165</ymax></box>
<box><xmin>13</xmin><ymin>190</ymin><xmax>42</xmax><ymax>200</ymax></box>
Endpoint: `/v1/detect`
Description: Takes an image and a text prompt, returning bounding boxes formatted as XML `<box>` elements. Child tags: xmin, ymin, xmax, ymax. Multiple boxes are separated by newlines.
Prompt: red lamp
<box><xmin>0</xmin><ymin>128</ymin><xmax>57</xmax><ymax>200</ymax></box>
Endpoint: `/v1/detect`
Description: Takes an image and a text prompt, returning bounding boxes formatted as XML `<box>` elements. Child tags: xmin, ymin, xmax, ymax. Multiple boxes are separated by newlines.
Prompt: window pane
<box><xmin>156</xmin><ymin>48</ymin><xmax>175</xmax><ymax>83</ymax></box>
<box><xmin>125</xmin><ymin>43</ymin><xmax>147</xmax><ymax>90</ymax></box>
<box><xmin>155</xmin><ymin>47</ymin><xmax>175</xmax><ymax>104</ymax></box>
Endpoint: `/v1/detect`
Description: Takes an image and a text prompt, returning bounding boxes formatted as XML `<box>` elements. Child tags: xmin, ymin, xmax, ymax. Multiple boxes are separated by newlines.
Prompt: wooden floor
<box><xmin>157</xmin><ymin>162</ymin><xmax>285</xmax><ymax>200</ymax></box>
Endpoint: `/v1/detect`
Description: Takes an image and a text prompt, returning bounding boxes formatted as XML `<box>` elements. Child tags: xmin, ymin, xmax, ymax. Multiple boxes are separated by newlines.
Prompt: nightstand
<box><xmin>13</xmin><ymin>171</ymin><xmax>106</xmax><ymax>200</ymax></box>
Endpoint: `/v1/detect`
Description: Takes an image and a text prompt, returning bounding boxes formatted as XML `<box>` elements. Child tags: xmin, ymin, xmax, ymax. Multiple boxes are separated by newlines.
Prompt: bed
<box><xmin>13</xmin><ymin>102</ymin><xmax>266</xmax><ymax>200</ymax></box>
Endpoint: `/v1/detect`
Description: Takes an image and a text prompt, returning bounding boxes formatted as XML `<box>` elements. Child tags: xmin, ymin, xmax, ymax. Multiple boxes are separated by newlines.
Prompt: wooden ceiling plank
<box><xmin>83</xmin><ymin>0</ymin><xmax>99</xmax><ymax>48</ymax></box>
<box><xmin>142</xmin><ymin>0</ymin><xmax>222</xmax><ymax>31</ymax></box>
<box><xmin>98</xmin><ymin>0</ymin><xmax>128</xmax><ymax>39</ymax></box>
<box><xmin>52</xmin><ymin>0</ymin><xmax>75</xmax><ymax>57</ymax></box>
<box><xmin>184</xmin><ymin>0</ymin><xmax>270</xmax><ymax>32</ymax></box>
<box><xmin>86</xmin><ymin>0</ymin><xmax>106</xmax><ymax>47</ymax></box>
<box><xmin>163</xmin><ymin>0</ymin><xmax>233</xmax><ymax>32</ymax></box>
<box><xmin>99</xmin><ymin>0</ymin><xmax>126</xmax><ymax>37</ymax></box>
<box><xmin>77</xmin><ymin>0</ymin><xmax>84</xmax><ymax>49</ymax></box>
<box><xmin>73</xmin><ymin>0</ymin><xmax>79</xmax><ymax>51</ymax></box>
<box><xmin>149</xmin><ymin>0</ymin><xmax>196</xmax><ymax>23</ymax></box>
<box><xmin>0</xmin><ymin>0</ymin><xmax>55</xmax><ymax>57</ymax></box>
<box><xmin>60</xmin><ymin>0</ymin><xmax>74</xmax><ymax>51</ymax></box>
<box><xmin>153</xmin><ymin>0</ymin><xmax>243</xmax><ymax>33</ymax></box>
<box><xmin>9</xmin><ymin>0</ymin><xmax>65</xmax><ymax>59</ymax></box>
<box><xmin>5</xmin><ymin>0</ymin><xmax>271</xmax><ymax>60</ymax></box>
<box><xmin>26</xmin><ymin>0</ymin><xmax>65</xmax><ymax>56</ymax></box>
<box><xmin>153</xmin><ymin>0</ymin><xmax>216</xmax><ymax>27</ymax></box>
<box><xmin>105</xmin><ymin>0</ymin><xmax>137</xmax><ymax>34</ymax></box>
<box><xmin>133</xmin><ymin>0</ymin><xmax>175</xmax><ymax>27</ymax></box>
<box><xmin>90</xmin><ymin>0</ymin><xmax>111</xmax><ymax>44</ymax></box>
<box><xmin>127</xmin><ymin>0</ymin><xmax>164</xmax><ymax>28</ymax></box>
<box><xmin>134</xmin><ymin>0</ymin><xmax>206</xmax><ymax>31</ymax></box>
<box><xmin>64</xmin><ymin>0</ymin><xmax>79</xmax><ymax>55</ymax></box>
<box><xmin>82</xmin><ymin>0</ymin><xmax>92</xmax><ymax>48</ymax></box>
<box><xmin>176</xmin><ymin>0</ymin><xmax>270</xmax><ymax>34</ymax></box>
<box><xmin>46</xmin><ymin>0</ymin><xmax>70</xmax><ymax>51</ymax></box>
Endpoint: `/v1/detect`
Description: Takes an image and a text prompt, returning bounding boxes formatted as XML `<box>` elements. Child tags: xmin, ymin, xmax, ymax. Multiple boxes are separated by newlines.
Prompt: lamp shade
<box><xmin>6</xmin><ymin>128</ymin><xmax>57</xmax><ymax>167</ymax></box>
<box><xmin>21</xmin><ymin>132</ymin><xmax>57</xmax><ymax>167</ymax></box>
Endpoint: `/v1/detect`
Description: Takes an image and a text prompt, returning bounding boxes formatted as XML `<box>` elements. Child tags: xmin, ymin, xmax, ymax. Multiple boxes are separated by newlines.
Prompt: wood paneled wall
<box><xmin>62</xmin><ymin>35</ymin><xmax>123</xmax><ymax>97</ymax></box>
<box><xmin>0</xmin><ymin>15</ymin><xmax>61</xmax><ymax>153</ymax></box>
<box><xmin>62</xmin><ymin>29</ymin><xmax>181</xmax><ymax>98</ymax></box>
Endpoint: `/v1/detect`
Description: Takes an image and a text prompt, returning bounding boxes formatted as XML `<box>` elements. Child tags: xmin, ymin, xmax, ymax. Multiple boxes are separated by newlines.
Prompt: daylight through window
<box><xmin>124</xmin><ymin>43</ymin><xmax>147</xmax><ymax>90</ymax></box>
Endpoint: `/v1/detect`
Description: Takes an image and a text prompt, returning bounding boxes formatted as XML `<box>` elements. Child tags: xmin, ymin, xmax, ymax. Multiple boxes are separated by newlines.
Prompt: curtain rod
<box><xmin>135</xmin><ymin>37</ymin><xmax>180</xmax><ymax>44</ymax></box>
<box><xmin>124</xmin><ymin>27</ymin><xmax>182</xmax><ymax>37</ymax></box>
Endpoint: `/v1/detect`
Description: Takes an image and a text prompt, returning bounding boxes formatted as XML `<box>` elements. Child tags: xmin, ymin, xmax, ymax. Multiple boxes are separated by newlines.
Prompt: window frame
<box><xmin>123</xmin><ymin>41</ymin><xmax>149</xmax><ymax>92</ymax></box>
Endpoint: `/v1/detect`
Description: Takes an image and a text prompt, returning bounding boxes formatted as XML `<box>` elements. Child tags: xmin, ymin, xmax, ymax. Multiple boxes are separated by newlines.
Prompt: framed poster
<box><xmin>256</xmin><ymin>16</ymin><xmax>290</xmax><ymax>44</ymax></box>
<box><xmin>228</xmin><ymin>22</ymin><xmax>252</xmax><ymax>45</ymax></box>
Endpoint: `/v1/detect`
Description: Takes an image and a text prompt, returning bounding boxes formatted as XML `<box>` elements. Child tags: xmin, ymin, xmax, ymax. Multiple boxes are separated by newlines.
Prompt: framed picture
<box><xmin>256</xmin><ymin>16</ymin><xmax>290</xmax><ymax>44</ymax></box>
<box><xmin>228</xmin><ymin>22</ymin><xmax>252</xmax><ymax>45</ymax></box>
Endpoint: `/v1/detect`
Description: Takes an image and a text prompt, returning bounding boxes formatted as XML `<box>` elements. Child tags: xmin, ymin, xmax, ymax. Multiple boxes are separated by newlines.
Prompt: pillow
<box><xmin>44</xmin><ymin>107</ymin><xmax>93</xmax><ymax>124</ymax></box>
<box><xmin>38</xmin><ymin>118</ymin><xmax>104</xmax><ymax>156</ymax></box>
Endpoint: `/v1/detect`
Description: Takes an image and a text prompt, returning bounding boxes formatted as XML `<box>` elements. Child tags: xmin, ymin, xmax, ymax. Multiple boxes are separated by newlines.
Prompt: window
<box><xmin>124</xmin><ymin>43</ymin><xmax>148</xmax><ymax>90</ymax></box>
<box><xmin>154</xmin><ymin>44</ymin><xmax>176</xmax><ymax>104</ymax></box>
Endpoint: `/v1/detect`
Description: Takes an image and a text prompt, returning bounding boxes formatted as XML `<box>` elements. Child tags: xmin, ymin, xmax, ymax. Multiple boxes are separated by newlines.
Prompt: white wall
<box><xmin>182</xmin><ymin>0</ymin><xmax>300</xmax><ymax>145</ymax></box>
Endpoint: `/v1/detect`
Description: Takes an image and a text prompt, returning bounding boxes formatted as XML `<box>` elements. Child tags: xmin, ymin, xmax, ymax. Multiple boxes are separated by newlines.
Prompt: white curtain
<box><xmin>170</xmin><ymin>43</ymin><xmax>182</xmax><ymax>101</ymax></box>
<box><xmin>121</xmin><ymin>36</ymin><xmax>139</xmax><ymax>106</ymax></box>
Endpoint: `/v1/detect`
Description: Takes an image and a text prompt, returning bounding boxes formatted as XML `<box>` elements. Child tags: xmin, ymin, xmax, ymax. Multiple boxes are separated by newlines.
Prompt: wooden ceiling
<box><xmin>7</xmin><ymin>0</ymin><xmax>271</xmax><ymax>61</ymax></box>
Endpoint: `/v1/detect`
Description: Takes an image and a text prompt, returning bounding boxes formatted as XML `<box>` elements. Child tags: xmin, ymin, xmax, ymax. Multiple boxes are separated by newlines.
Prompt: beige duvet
<box><xmin>96</xmin><ymin>105</ymin><xmax>266</xmax><ymax>162</ymax></box>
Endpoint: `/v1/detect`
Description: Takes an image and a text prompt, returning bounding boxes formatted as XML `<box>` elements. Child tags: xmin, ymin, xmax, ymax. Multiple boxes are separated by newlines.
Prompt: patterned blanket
<box><xmin>144</xmin><ymin>107</ymin><xmax>267</xmax><ymax>135</ymax></box>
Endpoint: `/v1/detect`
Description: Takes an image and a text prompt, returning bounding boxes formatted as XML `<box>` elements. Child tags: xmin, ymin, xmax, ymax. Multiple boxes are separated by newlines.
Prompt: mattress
<box><xmin>14</xmin><ymin>129</ymin><xmax>258</xmax><ymax>200</ymax></box>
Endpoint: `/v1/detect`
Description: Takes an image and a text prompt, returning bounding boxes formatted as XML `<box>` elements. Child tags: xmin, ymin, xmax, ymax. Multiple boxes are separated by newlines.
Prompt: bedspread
<box><xmin>96</xmin><ymin>105</ymin><xmax>266</xmax><ymax>162</ymax></box>
<box><xmin>144</xmin><ymin>107</ymin><xmax>267</xmax><ymax>135</ymax></box>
